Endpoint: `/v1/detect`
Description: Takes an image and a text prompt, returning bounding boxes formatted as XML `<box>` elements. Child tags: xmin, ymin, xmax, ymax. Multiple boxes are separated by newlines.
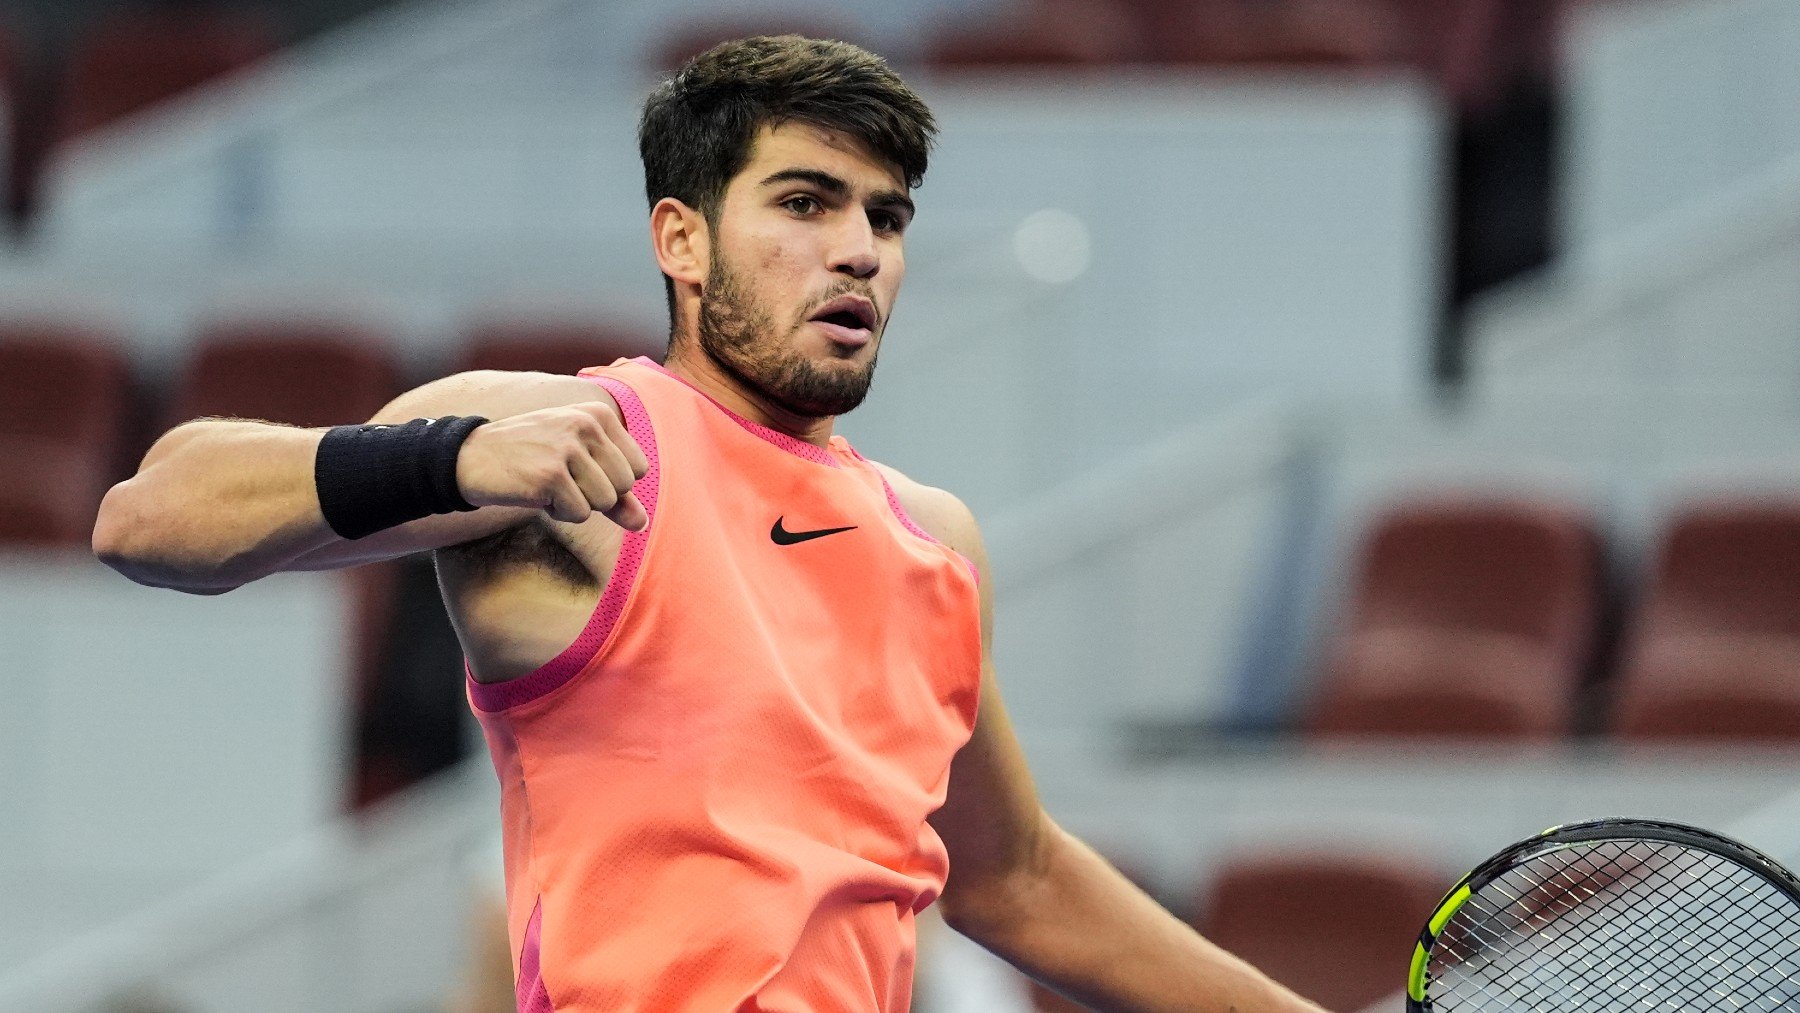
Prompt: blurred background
<box><xmin>0</xmin><ymin>0</ymin><xmax>1796</xmax><ymax>1010</ymax></box>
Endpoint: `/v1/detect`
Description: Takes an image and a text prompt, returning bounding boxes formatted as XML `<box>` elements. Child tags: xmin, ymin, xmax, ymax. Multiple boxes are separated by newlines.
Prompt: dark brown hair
<box><xmin>638</xmin><ymin>35</ymin><xmax>936</xmax><ymax>313</ymax></box>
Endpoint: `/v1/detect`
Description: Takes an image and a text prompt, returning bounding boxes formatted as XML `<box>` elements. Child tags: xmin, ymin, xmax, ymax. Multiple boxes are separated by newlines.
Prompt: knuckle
<box><xmin>533</xmin><ymin>466</ymin><xmax>565</xmax><ymax>493</ymax></box>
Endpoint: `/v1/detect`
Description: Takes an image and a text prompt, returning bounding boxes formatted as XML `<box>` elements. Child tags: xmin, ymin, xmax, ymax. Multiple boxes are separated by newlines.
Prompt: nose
<box><xmin>828</xmin><ymin>215</ymin><xmax>879</xmax><ymax>280</ymax></box>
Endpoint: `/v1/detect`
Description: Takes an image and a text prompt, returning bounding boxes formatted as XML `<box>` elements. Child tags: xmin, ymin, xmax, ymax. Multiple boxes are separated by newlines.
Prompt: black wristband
<box><xmin>314</xmin><ymin>416</ymin><xmax>488</xmax><ymax>540</ymax></box>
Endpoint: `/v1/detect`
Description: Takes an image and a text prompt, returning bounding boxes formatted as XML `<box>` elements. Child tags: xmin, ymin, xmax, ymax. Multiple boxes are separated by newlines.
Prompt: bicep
<box><xmin>287</xmin><ymin>370</ymin><xmax>617</xmax><ymax>571</ymax></box>
<box><xmin>926</xmin><ymin>498</ymin><xmax>1053</xmax><ymax>903</ymax></box>
<box><xmin>932</xmin><ymin>665</ymin><xmax>1051</xmax><ymax>893</ymax></box>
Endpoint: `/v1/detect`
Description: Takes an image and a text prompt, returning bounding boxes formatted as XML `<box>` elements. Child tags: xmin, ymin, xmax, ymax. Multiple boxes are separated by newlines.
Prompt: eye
<box><xmin>782</xmin><ymin>195</ymin><xmax>822</xmax><ymax>216</ymax></box>
<box><xmin>870</xmin><ymin>210</ymin><xmax>905</xmax><ymax>235</ymax></box>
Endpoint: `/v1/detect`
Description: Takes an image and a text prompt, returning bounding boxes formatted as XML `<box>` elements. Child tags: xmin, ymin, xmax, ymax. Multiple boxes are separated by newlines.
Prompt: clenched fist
<box><xmin>455</xmin><ymin>401</ymin><xmax>649</xmax><ymax>529</ymax></box>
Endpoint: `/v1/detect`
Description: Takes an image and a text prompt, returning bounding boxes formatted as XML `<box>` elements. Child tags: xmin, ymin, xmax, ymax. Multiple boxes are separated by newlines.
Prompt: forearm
<box><xmin>93</xmin><ymin>420</ymin><xmax>337</xmax><ymax>591</ymax></box>
<box><xmin>950</xmin><ymin>824</ymin><xmax>1328</xmax><ymax>1013</ymax></box>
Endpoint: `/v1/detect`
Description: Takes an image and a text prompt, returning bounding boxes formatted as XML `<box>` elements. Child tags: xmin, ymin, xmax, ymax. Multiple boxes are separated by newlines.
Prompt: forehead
<box><xmin>734</xmin><ymin>121</ymin><xmax>906</xmax><ymax>194</ymax></box>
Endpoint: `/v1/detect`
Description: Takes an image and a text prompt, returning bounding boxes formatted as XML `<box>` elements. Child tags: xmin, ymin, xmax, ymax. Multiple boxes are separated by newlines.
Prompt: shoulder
<box><xmin>870</xmin><ymin>462</ymin><xmax>981</xmax><ymax>561</ymax></box>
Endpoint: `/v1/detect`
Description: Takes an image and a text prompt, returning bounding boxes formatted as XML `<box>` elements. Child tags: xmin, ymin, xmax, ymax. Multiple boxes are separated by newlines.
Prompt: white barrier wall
<box><xmin>972</xmin><ymin>401</ymin><xmax>1301</xmax><ymax>745</ymax></box>
<box><xmin>1564</xmin><ymin>0</ymin><xmax>1800</xmax><ymax>267</ymax></box>
<box><xmin>1475</xmin><ymin>163</ymin><xmax>1800</xmax><ymax>397</ymax></box>
<box><xmin>0</xmin><ymin>555</ymin><xmax>350</xmax><ymax>972</ymax></box>
<box><xmin>1461</xmin><ymin>161</ymin><xmax>1800</xmax><ymax>530</ymax></box>
<box><xmin>0</xmin><ymin>760</ymin><xmax>499</xmax><ymax>1013</ymax></box>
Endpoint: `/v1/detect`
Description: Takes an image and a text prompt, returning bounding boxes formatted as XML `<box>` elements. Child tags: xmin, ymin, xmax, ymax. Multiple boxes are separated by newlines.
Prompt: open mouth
<box><xmin>809</xmin><ymin>296</ymin><xmax>877</xmax><ymax>334</ymax></box>
<box><xmin>816</xmin><ymin>309</ymin><xmax>869</xmax><ymax>329</ymax></box>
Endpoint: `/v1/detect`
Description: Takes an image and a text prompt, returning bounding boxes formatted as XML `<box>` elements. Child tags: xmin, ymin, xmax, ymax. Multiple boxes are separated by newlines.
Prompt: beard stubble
<box><xmin>695</xmin><ymin>249</ymin><xmax>878</xmax><ymax>419</ymax></box>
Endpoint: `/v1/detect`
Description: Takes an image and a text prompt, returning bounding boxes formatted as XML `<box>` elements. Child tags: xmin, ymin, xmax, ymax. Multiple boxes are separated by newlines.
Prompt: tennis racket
<box><xmin>1407</xmin><ymin>816</ymin><xmax>1800</xmax><ymax>1012</ymax></box>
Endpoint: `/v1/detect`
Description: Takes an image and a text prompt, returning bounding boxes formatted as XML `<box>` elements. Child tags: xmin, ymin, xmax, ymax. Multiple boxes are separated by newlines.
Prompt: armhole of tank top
<box><xmin>517</xmin><ymin>896</ymin><xmax>556</xmax><ymax>1013</ymax></box>
<box><xmin>466</xmin><ymin>374</ymin><xmax>660</xmax><ymax>713</ymax></box>
<box><xmin>869</xmin><ymin>466</ymin><xmax>981</xmax><ymax>587</ymax></box>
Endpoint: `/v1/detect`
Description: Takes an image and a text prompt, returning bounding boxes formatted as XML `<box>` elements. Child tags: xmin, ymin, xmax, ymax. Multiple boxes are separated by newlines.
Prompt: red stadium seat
<box><xmin>1612</xmin><ymin>501</ymin><xmax>1800</xmax><ymax>741</ymax></box>
<box><xmin>1387</xmin><ymin>0</ymin><xmax>1509</xmax><ymax>110</ymax></box>
<box><xmin>0</xmin><ymin>324</ymin><xmax>134</xmax><ymax>545</ymax></box>
<box><xmin>924</xmin><ymin>0</ymin><xmax>1152</xmax><ymax>70</ymax></box>
<box><xmin>456</xmin><ymin>319</ymin><xmax>664</xmax><ymax>378</ymax></box>
<box><xmin>651</xmin><ymin>19</ymin><xmax>873</xmax><ymax>76</ymax></box>
<box><xmin>1125</xmin><ymin>0</ymin><xmax>1408</xmax><ymax>68</ymax></box>
<box><xmin>50</xmin><ymin>6</ymin><xmax>276</xmax><ymax>147</ymax></box>
<box><xmin>1307</xmin><ymin>498</ymin><xmax>1603</xmax><ymax>739</ymax></box>
<box><xmin>1191</xmin><ymin>851</ymin><xmax>1444</xmax><ymax>1011</ymax></box>
<box><xmin>167</xmin><ymin>319</ymin><xmax>399</xmax><ymax>430</ymax></box>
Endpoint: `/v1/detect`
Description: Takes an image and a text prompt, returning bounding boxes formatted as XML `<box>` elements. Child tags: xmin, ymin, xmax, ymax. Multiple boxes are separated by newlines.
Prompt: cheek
<box><xmin>744</xmin><ymin>231</ymin><xmax>808</xmax><ymax>287</ymax></box>
<box><xmin>881</xmin><ymin>253</ymin><xmax>905</xmax><ymax>305</ymax></box>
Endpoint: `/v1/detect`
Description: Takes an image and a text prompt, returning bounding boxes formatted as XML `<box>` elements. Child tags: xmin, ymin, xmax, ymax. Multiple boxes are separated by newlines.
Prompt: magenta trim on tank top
<box><xmin>854</xmin><ymin>447</ymin><xmax>982</xmax><ymax>586</ymax></box>
<box><xmin>466</xmin><ymin>375</ymin><xmax>659</xmax><ymax>713</ymax></box>
<box><xmin>638</xmin><ymin>357</ymin><xmax>843</xmax><ymax>468</ymax></box>
<box><xmin>516</xmin><ymin>898</ymin><xmax>555</xmax><ymax>1013</ymax></box>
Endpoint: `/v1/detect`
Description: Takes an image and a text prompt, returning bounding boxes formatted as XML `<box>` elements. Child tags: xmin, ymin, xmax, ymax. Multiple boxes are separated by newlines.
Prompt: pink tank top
<box><xmin>468</xmin><ymin>358</ymin><xmax>982</xmax><ymax>1011</ymax></box>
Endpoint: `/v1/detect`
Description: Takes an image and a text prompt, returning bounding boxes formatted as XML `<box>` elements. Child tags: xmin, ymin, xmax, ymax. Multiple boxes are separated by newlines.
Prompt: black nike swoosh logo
<box><xmin>771</xmin><ymin>517</ymin><xmax>858</xmax><ymax>545</ymax></box>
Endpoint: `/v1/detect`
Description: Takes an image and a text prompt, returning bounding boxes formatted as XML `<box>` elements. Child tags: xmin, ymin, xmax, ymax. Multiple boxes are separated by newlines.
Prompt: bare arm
<box><xmin>904</xmin><ymin>480</ymin><xmax>1328</xmax><ymax>1013</ymax></box>
<box><xmin>92</xmin><ymin>370</ymin><xmax>645</xmax><ymax>594</ymax></box>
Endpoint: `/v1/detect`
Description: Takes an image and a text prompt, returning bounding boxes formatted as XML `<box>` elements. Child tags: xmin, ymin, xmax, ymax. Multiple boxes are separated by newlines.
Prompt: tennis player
<box><xmin>94</xmin><ymin>36</ymin><xmax>1328</xmax><ymax>1013</ymax></box>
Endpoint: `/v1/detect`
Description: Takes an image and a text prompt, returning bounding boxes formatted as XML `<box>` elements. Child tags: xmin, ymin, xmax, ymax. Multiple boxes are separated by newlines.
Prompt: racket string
<box><xmin>1443</xmin><ymin>842</ymin><xmax>1661</xmax><ymax>1003</ymax></box>
<box><xmin>1425</xmin><ymin>838</ymin><xmax>1800</xmax><ymax>1011</ymax></box>
<box><xmin>1521</xmin><ymin>846</ymin><xmax>1796</xmax><ymax>1010</ymax></box>
<box><xmin>1562</xmin><ymin>848</ymin><xmax>1789</xmax><ymax>1009</ymax></box>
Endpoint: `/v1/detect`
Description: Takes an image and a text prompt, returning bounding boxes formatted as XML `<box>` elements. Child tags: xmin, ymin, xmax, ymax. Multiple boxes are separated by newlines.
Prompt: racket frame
<box><xmin>1405</xmin><ymin>816</ymin><xmax>1800</xmax><ymax>1012</ymax></box>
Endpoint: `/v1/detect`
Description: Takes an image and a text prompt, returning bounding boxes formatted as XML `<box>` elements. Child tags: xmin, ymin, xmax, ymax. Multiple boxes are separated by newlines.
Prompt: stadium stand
<box><xmin>1188</xmin><ymin>850</ymin><xmax>1445</xmax><ymax>1011</ymax></box>
<box><xmin>1307</xmin><ymin>498</ymin><xmax>1603</xmax><ymax>738</ymax></box>
<box><xmin>0</xmin><ymin>0</ymin><xmax>1790</xmax><ymax>1006</ymax></box>
<box><xmin>650</xmin><ymin>15</ymin><xmax>873</xmax><ymax>74</ymax></box>
<box><xmin>165</xmin><ymin>318</ymin><xmax>398</xmax><ymax>429</ymax></box>
<box><xmin>1129</xmin><ymin>0</ymin><xmax>1409</xmax><ymax>67</ymax></box>
<box><xmin>1611</xmin><ymin>500</ymin><xmax>1800</xmax><ymax>741</ymax></box>
<box><xmin>49</xmin><ymin>5</ymin><xmax>276</xmax><ymax>148</ymax></box>
<box><xmin>923</xmin><ymin>0</ymin><xmax>1152</xmax><ymax>69</ymax></box>
<box><xmin>0</xmin><ymin>323</ymin><xmax>133</xmax><ymax>545</ymax></box>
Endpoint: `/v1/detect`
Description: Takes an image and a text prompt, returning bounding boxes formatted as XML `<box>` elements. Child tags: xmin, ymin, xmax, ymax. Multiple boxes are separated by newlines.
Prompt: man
<box><xmin>94</xmin><ymin>35</ymin><xmax>1329</xmax><ymax>1013</ymax></box>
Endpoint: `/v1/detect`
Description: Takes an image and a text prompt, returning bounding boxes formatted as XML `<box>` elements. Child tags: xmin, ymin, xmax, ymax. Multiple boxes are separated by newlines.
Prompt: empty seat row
<box><xmin>1310</xmin><ymin>498</ymin><xmax>1800</xmax><ymax>742</ymax></box>
<box><xmin>2</xmin><ymin>5</ymin><xmax>278</xmax><ymax>220</ymax></box>
<box><xmin>0</xmin><ymin>317</ymin><xmax>663</xmax><ymax>547</ymax></box>
<box><xmin>1022</xmin><ymin>849</ymin><xmax>1445</xmax><ymax>1011</ymax></box>
<box><xmin>923</xmin><ymin>0</ymin><xmax>1415</xmax><ymax>73</ymax></box>
<box><xmin>0</xmin><ymin>328</ymin><xmax>135</xmax><ymax>545</ymax></box>
<box><xmin>661</xmin><ymin>0</ymin><xmax>1608</xmax><ymax>112</ymax></box>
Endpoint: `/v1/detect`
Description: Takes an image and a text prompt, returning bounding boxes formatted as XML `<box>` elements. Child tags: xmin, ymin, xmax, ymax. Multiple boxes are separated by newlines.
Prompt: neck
<box><xmin>661</xmin><ymin>343</ymin><xmax>838</xmax><ymax>448</ymax></box>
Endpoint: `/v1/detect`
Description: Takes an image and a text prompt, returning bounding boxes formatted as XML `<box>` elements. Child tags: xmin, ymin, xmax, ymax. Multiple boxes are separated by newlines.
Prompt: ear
<box><xmin>650</xmin><ymin>197</ymin><xmax>709</xmax><ymax>290</ymax></box>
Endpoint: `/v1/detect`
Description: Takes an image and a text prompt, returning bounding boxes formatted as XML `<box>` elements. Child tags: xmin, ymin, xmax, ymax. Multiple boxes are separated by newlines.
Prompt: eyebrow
<box><xmin>759</xmin><ymin>167</ymin><xmax>916</xmax><ymax>221</ymax></box>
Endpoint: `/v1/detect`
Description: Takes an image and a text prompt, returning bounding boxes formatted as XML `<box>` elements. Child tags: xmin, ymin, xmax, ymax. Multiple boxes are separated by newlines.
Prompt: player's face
<box><xmin>697</xmin><ymin>122</ymin><xmax>913</xmax><ymax>419</ymax></box>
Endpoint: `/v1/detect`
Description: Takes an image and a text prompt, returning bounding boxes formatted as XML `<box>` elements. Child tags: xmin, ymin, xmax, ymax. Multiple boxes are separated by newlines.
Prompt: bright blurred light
<box><xmin>1012</xmin><ymin>208</ymin><xmax>1091</xmax><ymax>285</ymax></box>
